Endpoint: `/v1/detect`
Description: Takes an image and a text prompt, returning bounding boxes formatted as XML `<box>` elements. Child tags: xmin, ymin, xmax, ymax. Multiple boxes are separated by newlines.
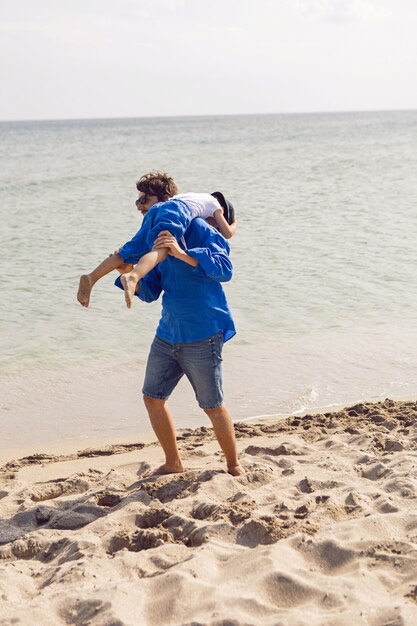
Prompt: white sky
<box><xmin>1</xmin><ymin>0</ymin><xmax>417</xmax><ymax>121</ymax></box>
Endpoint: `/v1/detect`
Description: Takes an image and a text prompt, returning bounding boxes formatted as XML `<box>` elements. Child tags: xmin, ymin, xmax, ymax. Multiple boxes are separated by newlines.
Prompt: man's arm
<box><xmin>153</xmin><ymin>232</ymin><xmax>198</xmax><ymax>267</ymax></box>
<box><xmin>153</xmin><ymin>223</ymin><xmax>233</xmax><ymax>282</ymax></box>
<box><xmin>188</xmin><ymin>244</ymin><xmax>233</xmax><ymax>282</ymax></box>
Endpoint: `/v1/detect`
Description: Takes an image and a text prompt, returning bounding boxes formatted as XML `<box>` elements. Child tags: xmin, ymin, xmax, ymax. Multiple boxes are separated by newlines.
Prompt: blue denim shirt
<box><xmin>117</xmin><ymin>199</ymin><xmax>193</xmax><ymax>265</ymax></box>
<box><xmin>115</xmin><ymin>218</ymin><xmax>236</xmax><ymax>344</ymax></box>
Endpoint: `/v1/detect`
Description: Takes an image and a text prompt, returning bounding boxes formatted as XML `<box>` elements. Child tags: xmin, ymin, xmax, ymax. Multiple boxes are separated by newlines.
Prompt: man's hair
<box><xmin>136</xmin><ymin>171</ymin><xmax>178</xmax><ymax>201</ymax></box>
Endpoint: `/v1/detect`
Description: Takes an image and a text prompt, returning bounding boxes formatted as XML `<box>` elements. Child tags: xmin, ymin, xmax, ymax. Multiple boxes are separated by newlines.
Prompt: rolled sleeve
<box><xmin>187</xmin><ymin>246</ymin><xmax>233</xmax><ymax>282</ymax></box>
<box><xmin>114</xmin><ymin>270</ymin><xmax>162</xmax><ymax>302</ymax></box>
<box><xmin>138</xmin><ymin>270</ymin><xmax>162</xmax><ymax>302</ymax></box>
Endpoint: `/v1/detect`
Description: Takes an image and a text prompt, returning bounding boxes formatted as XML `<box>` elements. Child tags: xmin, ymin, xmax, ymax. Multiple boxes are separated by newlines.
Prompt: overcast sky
<box><xmin>1</xmin><ymin>0</ymin><xmax>416</xmax><ymax>121</ymax></box>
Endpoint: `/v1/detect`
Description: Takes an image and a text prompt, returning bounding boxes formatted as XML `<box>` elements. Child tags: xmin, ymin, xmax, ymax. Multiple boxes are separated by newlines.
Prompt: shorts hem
<box><xmin>199</xmin><ymin>402</ymin><xmax>224</xmax><ymax>410</ymax></box>
<box><xmin>142</xmin><ymin>391</ymin><xmax>170</xmax><ymax>401</ymax></box>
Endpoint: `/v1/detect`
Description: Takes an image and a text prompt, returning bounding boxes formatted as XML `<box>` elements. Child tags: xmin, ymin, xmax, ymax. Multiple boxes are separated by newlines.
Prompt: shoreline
<box><xmin>3</xmin><ymin>332</ymin><xmax>417</xmax><ymax>450</ymax></box>
<box><xmin>2</xmin><ymin>397</ymin><xmax>416</xmax><ymax>465</ymax></box>
<box><xmin>0</xmin><ymin>408</ymin><xmax>321</xmax><ymax>465</ymax></box>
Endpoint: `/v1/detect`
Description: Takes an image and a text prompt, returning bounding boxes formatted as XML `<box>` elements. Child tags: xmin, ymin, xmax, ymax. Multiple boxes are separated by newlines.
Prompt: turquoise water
<box><xmin>1</xmin><ymin>111</ymin><xmax>417</xmax><ymax>444</ymax></box>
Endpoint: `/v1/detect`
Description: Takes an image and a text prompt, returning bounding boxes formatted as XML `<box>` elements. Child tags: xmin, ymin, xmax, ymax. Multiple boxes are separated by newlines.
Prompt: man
<box><xmin>116</xmin><ymin>181</ymin><xmax>244</xmax><ymax>477</ymax></box>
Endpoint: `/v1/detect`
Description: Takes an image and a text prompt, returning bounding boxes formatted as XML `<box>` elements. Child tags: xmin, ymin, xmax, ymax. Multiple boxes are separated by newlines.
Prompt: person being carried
<box><xmin>77</xmin><ymin>171</ymin><xmax>237</xmax><ymax>309</ymax></box>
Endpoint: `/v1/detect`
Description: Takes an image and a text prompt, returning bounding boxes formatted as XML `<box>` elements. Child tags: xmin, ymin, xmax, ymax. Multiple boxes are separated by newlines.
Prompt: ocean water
<box><xmin>1</xmin><ymin>111</ymin><xmax>417</xmax><ymax>446</ymax></box>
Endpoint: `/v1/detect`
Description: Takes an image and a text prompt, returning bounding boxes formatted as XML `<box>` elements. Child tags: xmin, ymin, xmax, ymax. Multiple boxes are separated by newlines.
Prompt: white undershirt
<box><xmin>173</xmin><ymin>193</ymin><xmax>221</xmax><ymax>220</ymax></box>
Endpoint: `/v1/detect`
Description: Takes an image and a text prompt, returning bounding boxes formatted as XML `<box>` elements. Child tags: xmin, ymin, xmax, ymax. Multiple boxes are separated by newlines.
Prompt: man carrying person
<box><xmin>114</xmin><ymin>171</ymin><xmax>244</xmax><ymax>476</ymax></box>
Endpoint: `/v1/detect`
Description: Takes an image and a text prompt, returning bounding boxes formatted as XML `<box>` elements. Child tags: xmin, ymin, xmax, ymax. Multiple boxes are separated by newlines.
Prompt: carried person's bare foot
<box><xmin>77</xmin><ymin>274</ymin><xmax>93</xmax><ymax>307</ymax></box>
<box><xmin>228</xmin><ymin>463</ymin><xmax>245</xmax><ymax>477</ymax></box>
<box><xmin>143</xmin><ymin>461</ymin><xmax>185</xmax><ymax>477</ymax></box>
<box><xmin>120</xmin><ymin>273</ymin><xmax>138</xmax><ymax>309</ymax></box>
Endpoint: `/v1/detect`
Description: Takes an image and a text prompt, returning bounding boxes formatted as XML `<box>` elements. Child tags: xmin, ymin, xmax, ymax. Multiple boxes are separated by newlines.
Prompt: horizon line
<box><xmin>1</xmin><ymin>107</ymin><xmax>416</xmax><ymax>125</ymax></box>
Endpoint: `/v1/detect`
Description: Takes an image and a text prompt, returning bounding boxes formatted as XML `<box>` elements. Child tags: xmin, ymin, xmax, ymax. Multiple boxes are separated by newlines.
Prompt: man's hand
<box><xmin>153</xmin><ymin>231</ymin><xmax>184</xmax><ymax>260</ymax></box>
<box><xmin>153</xmin><ymin>231</ymin><xmax>198</xmax><ymax>267</ymax></box>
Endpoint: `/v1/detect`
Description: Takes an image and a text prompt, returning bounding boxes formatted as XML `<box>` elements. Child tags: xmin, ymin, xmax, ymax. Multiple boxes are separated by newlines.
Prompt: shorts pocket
<box><xmin>209</xmin><ymin>334</ymin><xmax>223</xmax><ymax>366</ymax></box>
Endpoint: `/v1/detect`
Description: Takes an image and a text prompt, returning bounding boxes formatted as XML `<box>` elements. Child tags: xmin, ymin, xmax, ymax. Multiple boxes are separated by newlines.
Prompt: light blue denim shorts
<box><xmin>142</xmin><ymin>332</ymin><xmax>224</xmax><ymax>409</ymax></box>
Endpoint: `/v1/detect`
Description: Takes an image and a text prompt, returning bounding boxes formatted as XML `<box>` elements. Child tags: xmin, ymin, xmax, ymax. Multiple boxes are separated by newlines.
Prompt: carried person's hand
<box><xmin>153</xmin><ymin>231</ymin><xmax>183</xmax><ymax>259</ymax></box>
<box><xmin>108</xmin><ymin>250</ymin><xmax>133</xmax><ymax>274</ymax></box>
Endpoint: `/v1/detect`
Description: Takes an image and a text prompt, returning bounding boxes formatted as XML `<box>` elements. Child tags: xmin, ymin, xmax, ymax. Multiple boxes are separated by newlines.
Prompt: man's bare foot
<box><xmin>120</xmin><ymin>273</ymin><xmax>139</xmax><ymax>309</ymax></box>
<box><xmin>228</xmin><ymin>463</ymin><xmax>245</xmax><ymax>477</ymax></box>
<box><xmin>143</xmin><ymin>461</ymin><xmax>185</xmax><ymax>477</ymax></box>
<box><xmin>77</xmin><ymin>274</ymin><xmax>93</xmax><ymax>307</ymax></box>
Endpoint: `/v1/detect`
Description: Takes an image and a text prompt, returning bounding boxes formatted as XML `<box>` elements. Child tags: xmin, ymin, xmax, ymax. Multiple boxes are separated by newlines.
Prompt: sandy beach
<box><xmin>1</xmin><ymin>398</ymin><xmax>417</xmax><ymax>625</ymax></box>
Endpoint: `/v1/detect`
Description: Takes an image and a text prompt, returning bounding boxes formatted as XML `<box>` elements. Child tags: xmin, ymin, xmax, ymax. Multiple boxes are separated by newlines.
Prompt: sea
<box><xmin>1</xmin><ymin>111</ymin><xmax>417</xmax><ymax>448</ymax></box>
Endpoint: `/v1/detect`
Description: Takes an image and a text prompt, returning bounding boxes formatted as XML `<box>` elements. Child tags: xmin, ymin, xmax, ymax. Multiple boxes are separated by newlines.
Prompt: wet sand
<box><xmin>1</xmin><ymin>399</ymin><xmax>417</xmax><ymax>625</ymax></box>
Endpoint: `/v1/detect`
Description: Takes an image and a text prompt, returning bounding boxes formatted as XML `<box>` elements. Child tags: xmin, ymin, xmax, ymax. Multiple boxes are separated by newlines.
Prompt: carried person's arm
<box><xmin>211</xmin><ymin>208</ymin><xmax>238</xmax><ymax>239</ymax></box>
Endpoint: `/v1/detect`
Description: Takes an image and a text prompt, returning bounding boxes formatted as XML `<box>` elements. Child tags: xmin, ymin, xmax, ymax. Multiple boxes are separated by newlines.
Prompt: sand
<box><xmin>1</xmin><ymin>398</ymin><xmax>417</xmax><ymax>625</ymax></box>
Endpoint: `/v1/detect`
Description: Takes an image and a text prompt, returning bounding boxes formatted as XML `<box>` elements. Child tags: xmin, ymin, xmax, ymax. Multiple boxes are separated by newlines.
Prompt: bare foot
<box><xmin>143</xmin><ymin>461</ymin><xmax>185</xmax><ymax>477</ymax></box>
<box><xmin>228</xmin><ymin>463</ymin><xmax>245</xmax><ymax>477</ymax></box>
<box><xmin>120</xmin><ymin>273</ymin><xmax>138</xmax><ymax>309</ymax></box>
<box><xmin>77</xmin><ymin>274</ymin><xmax>93</xmax><ymax>307</ymax></box>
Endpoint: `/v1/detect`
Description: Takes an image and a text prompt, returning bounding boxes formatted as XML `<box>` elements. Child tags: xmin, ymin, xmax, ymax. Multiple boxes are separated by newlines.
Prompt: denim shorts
<box><xmin>142</xmin><ymin>332</ymin><xmax>224</xmax><ymax>409</ymax></box>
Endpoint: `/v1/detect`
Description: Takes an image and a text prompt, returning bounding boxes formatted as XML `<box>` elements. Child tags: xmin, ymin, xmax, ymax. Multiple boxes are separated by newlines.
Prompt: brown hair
<box><xmin>136</xmin><ymin>171</ymin><xmax>178</xmax><ymax>201</ymax></box>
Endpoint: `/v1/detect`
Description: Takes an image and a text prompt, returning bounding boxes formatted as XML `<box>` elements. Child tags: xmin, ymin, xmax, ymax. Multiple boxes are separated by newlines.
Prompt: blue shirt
<box><xmin>118</xmin><ymin>199</ymin><xmax>193</xmax><ymax>265</ymax></box>
<box><xmin>115</xmin><ymin>218</ymin><xmax>236</xmax><ymax>344</ymax></box>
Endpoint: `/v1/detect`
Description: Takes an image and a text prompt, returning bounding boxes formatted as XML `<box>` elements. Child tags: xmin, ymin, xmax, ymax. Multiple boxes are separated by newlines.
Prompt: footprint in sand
<box><xmin>0</xmin><ymin>522</ymin><xmax>25</xmax><ymax>545</ymax></box>
<box><xmin>141</xmin><ymin>476</ymin><xmax>195</xmax><ymax>503</ymax></box>
<box><xmin>47</xmin><ymin>504</ymin><xmax>106</xmax><ymax>531</ymax></box>
<box><xmin>60</xmin><ymin>598</ymin><xmax>112</xmax><ymax>625</ymax></box>
<box><xmin>297</xmin><ymin>477</ymin><xmax>343</xmax><ymax>494</ymax></box>
<box><xmin>244</xmin><ymin>442</ymin><xmax>310</xmax><ymax>457</ymax></box>
<box><xmin>140</xmin><ymin>468</ymin><xmax>222</xmax><ymax>503</ymax></box>
<box><xmin>361</xmin><ymin>463</ymin><xmax>391</xmax><ymax>481</ymax></box>
<box><xmin>28</xmin><ymin>470</ymin><xmax>103</xmax><ymax>503</ymax></box>
<box><xmin>107</xmin><ymin>527</ymin><xmax>174</xmax><ymax>554</ymax></box>
<box><xmin>237</xmin><ymin>517</ymin><xmax>285</xmax><ymax>548</ymax></box>
<box><xmin>137</xmin><ymin>507</ymin><xmax>172</xmax><ymax>528</ymax></box>
<box><xmin>1</xmin><ymin>496</ymin><xmax>107</xmax><ymax>553</ymax></box>
<box><xmin>95</xmin><ymin>492</ymin><xmax>123</xmax><ymax>508</ymax></box>
<box><xmin>191</xmin><ymin>501</ymin><xmax>221</xmax><ymax>521</ymax></box>
<box><xmin>298</xmin><ymin>538</ymin><xmax>357</xmax><ymax>574</ymax></box>
<box><xmin>261</xmin><ymin>570</ymin><xmax>338</xmax><ymax>609</ymax></box>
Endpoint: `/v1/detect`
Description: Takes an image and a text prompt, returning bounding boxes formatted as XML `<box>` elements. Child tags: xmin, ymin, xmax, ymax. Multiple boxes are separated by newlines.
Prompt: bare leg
<box><xmin>77</xmin><ymin>253</ymin><xmax>125</xmax><ymax>307</ymax></box>
<box><xmin>121</xmin><ymin>248</ymin><xmax>169</xmax><ymax>309</ymax></box>
<box><xmin>204</xmin><ymin>405</ymin><xmax>244</xmax><ymax>476</ymax></box>
<box><xmin>142</xmin><ymin>396</ymin><xmax>184</xmax><ymax>475</ymax></box>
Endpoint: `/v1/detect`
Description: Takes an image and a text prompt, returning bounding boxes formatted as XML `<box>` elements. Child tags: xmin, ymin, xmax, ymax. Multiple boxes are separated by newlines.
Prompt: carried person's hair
<box><xmin>136</xmin><ymin>171</ymin><xmax>178</xmax><ymax>201</ymax></box>
<box><xmin>211</xmin><ymin>191</ymin><xmax>235</xmax><ymax>225</ymax></box>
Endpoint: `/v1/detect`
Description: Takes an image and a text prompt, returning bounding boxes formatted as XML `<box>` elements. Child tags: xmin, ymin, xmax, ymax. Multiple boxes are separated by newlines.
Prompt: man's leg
<box><xmin>143</xmin><ymin>396</ymin><xmax>184</xmax><ymax>474</ymax></box>
<box><xmin>141</xmin><ymin>335</ymin><xmax>185</xmax><ymax>475</ymax></box>
<box><xmin>178</xmin><ymin>333</ymin><xmax>245</xmax><ymax>477</ymax></box>
<box><xmin>204</xmin><ymin>405</ymin><xmax>244</xmax><ymax>476</ymax></box>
